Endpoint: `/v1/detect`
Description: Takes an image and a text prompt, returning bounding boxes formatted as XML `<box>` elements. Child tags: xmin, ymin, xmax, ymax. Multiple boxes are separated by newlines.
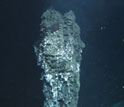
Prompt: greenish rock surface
<box><xmin>34</xmin><ymin>9</ymin><xmax>85</xmax><ymax>107</ymax></box>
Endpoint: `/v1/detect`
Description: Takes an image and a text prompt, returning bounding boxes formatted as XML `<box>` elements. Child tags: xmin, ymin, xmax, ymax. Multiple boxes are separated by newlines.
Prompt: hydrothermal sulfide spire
<box><xmin>34</xmin><ymin>9</ymin><xmax>85</xmax><ymax>107</ymax></box>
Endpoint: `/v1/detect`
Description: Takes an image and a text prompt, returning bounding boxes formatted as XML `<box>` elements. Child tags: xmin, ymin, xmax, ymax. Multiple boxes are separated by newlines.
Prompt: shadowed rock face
<box><xmin>34</xmin><ymin>9</ymin><xmax>85</xmax><ymax>107</ymax></box>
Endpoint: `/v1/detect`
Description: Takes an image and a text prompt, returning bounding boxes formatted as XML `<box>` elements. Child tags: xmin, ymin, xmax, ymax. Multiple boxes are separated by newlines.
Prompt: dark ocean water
<box><xmin>1</xmin><ymin>0</ymin><xmax>124</xmax><ymax>107</ymax></box>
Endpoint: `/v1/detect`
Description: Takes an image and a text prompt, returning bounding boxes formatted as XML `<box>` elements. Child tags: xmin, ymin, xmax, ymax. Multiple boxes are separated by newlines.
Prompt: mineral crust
<box><xmin>34</xmin><ymin>9</ymin><xmax>85</xmax><ymax>107</ymax></box>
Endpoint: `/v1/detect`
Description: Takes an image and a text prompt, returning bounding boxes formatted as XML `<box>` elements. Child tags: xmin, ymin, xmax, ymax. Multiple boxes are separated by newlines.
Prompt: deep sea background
<box><xmin>1</xmin><ymin>0</ymin><xmax>124</xmax><ymax>107</ymax></box>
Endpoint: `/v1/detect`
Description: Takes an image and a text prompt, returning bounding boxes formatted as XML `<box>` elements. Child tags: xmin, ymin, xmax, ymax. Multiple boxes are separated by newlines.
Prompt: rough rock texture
<box><xmin>34</xmin><ymin>9</ymin><xmax>85</xmax><ymax>107</ymax></box>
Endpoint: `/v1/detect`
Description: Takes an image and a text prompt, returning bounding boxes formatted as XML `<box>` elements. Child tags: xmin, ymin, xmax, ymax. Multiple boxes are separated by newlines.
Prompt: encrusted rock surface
<box><xmin>34</xmin><ymin>9</ymin><xmax>85</xmax><ymax>107</ymax></box>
